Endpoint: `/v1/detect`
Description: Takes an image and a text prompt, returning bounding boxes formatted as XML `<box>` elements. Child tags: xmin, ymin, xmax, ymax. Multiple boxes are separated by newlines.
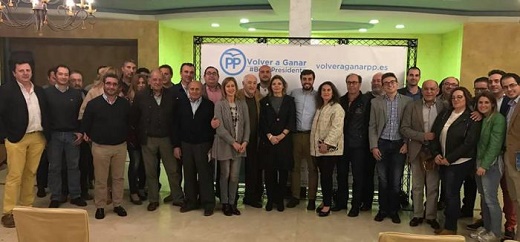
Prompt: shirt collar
<box><xmin>55</xmin><ymin>84</ymin><xmax>69</xmax><ymax>92</ymax></box>
<box><xmin>102</xmin><ymin>93</ymin><xmax>118</xmax><ymax>104</ymax></box>
<box><xmin>422</xmin><ymin>98</ymin><xmax>436</xmax><ymax>107</ymax></box>
<box><xmin>16</xmin><ymin>80</ymin><xmax>34</xmax><ymax>93</ymax></box>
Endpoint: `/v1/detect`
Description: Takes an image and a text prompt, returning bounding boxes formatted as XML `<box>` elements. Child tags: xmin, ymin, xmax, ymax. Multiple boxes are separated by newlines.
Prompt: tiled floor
<box><xmin>0</xmin><ymin>168</ymin><xmax>481</xmax><ymax>242</ymax></box>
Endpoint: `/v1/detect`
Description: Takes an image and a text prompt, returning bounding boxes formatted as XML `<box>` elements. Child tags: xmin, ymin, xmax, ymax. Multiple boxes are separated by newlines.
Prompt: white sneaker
<box><xmin>470</xmin><ymin>227</ymin><xmax>487</xmax><ymax>239</ymax></box>
<box><xmin>478</xmin><ymin>231</ymin><xmax>500</xmax><ymax>242</ymax></box>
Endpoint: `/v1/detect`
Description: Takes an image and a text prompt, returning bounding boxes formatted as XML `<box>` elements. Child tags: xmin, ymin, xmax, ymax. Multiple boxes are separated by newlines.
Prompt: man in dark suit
<box><xmin>369</xmin><ymin>72</ymin><xmax>412</xmax><ymax>224</ymax></box>
<box><xmin>0</xmin><ymin>60</ymin><xmax>48</xmax><ymax>228</ymax></box>
<box><xmin>173</xmin><ymin>81</ymin><xmax>216</xmax><ymax>216</ymax></box>
<box><xmin>131</xmin><ymin>69</ymin><xmax>184</xmax><ymax>211</ymax></box>
<box><xmin>172</xmin><ymin>63</ymin><xmax>195</xmax><ymax>100</ymax></box>
<box><xmin>401</xmin><ymin>80</ymin><xmax>445</xmax><ymax>230</ymax></box>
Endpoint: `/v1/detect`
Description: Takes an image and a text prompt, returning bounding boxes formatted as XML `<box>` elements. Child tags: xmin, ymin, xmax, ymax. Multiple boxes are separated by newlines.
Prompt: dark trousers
<box><xmin>244</xmin><ymin>141</ymin><xmax>263</xmax><ymax>203</ymax></box>
<box><xmin>376</xmin><ymin>139</ymin><xmax>406</xmax><ymax>215</ymax></box>
<box><xmin>363</xmin><ymin>152</ymin><xmax>376</xmax><ymax>208</ymax></box>
<box><xmin>317</xmin><ymin>156</ymin><xmax>339</xmax><ymax>207</ymax></box>
<box><xmin>79</xmin><ymin>142</ymin><xmax>93</xmax><ymax>194</ymax></box>
<box><xmin>461</xmin><ymin>170</ymin><xmax>477</xmax><ymax>215</ymax></box>
<box><xmin>36</xmin><ymin>149</ymin><xmax>49</xmax><ymax>189</ymax></box>
<box><xmin>128</xmin><ymin>147</ymin><xmax>144</xmax><ymax>194</ymax></box>
<box><xmin>441</xmin><ymin>160</ymin><xmax>473</xmax><ymax>231</ymax></box>
<box><xmin>182</xmin><ymin>142</ymin><xmax>215</xmax><ymax>209</ymax></box>
<box><xmin>337</xmin><ymin>147</ymin><xmax>367</xmax><ymax>209</ymax></box>
<box><xmin>265</xmin><ymin>168</ymin><xmax>288</xmax><ymax>204</ymax></box>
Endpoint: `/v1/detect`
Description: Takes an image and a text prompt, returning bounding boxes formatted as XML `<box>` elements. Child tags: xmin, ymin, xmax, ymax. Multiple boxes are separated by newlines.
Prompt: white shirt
<box><xmin>190</xmin><ymin>97</ymin><xmax>202</xmax><ymax>117</ymax></box>
<box><xmin>17</xmin><ymin>81</ymin><xmax>43</xmax><ymax>133</ymax></box>
<box><xmin>440</xmin><ymin>110</ymin><xmax>470</xmax><ymax>165</ymax></box>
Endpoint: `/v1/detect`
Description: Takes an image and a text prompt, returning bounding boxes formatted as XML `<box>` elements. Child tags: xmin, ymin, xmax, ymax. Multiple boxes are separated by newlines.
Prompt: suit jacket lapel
<box><xmin>414</xmin><ymin>101</ymin><xmax>424</xmax><ymax>132</ymax></box>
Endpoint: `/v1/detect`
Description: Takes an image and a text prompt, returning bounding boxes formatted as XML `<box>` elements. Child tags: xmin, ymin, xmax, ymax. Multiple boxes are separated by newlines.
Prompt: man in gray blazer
<box><xmin>369</xmin><ymin>72</ymin><xmax>412</xmax><ymax>224</ymax></box>
<box><xmin>401</xmin><ymin>80</ymin><xmax>445</xmax><ymax>230</ymax></box>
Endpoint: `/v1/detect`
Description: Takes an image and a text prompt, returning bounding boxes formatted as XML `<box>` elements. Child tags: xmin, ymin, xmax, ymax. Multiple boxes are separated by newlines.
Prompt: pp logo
<box><xmin>220</xmin><ymin>48</ymin><xmax>246</xmax><ymax>76</ymax></box>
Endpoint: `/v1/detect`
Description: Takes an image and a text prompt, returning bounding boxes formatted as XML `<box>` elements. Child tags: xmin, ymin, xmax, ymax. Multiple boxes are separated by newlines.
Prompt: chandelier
<box><xmin>0</xmin><ymin>0</ymin><xmax>96</xmax><ymax>32</ymax></box>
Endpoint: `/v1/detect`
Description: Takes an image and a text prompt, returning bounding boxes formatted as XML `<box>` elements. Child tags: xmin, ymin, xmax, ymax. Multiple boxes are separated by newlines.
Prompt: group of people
<box><xmin>1</xmin><ymin>59</ymin><xmax>520</xmax><ymax>242</ymax></box>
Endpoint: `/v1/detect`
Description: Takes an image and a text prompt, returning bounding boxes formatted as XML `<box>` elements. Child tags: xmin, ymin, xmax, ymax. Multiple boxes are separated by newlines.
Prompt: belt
<box><xmin>294</xmin><ymin>130</ymin><xmax>311</xmax><ymax>134</ymax></box>
<box><xmin>379</xmin><ymin>138</ymin><xmax>403</xmax><ymax>143</ymax></box>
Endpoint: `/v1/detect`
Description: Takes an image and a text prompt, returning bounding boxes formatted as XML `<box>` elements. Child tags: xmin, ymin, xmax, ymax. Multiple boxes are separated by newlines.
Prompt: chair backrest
<box><xmin>379</xmin><ymin>232</ymin><xmax>465</xmax><ymax>242</ymax></box>
<box><xmin>13</xmin><ymin>207</ymin><xmax>89</xmax><ymax>242</ymax></box>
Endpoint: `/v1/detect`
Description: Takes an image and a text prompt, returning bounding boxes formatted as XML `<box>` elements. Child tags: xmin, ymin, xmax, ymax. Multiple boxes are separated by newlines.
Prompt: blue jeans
<box><xmin>128</xmin><ymin>148</ymin><xmax>144</xmax><ymax>194</ymax></box>
<box><xmin>376</xmin><ymin>139</ymin><xmax>405</xmax><ymax>215</ymax></box>
<box><xmin>441</xmin><ymin>160</ymin><xmax>473</xmax><ymax>231</ymax></box>
<box><xmin>476</xmin><ymin>161</ymin><xmax>503</xmax><ymax>236</ymax></box>
<box><xmin>47</xmin><ymin>131</ymin><xmax>81</xmax><ymax>200</ymax></box>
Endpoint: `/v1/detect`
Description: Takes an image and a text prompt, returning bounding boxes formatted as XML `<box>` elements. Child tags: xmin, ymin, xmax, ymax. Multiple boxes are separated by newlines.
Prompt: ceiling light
<box><xmin>369</xmin><ymin>19</ymin><xmax>379</xmax><ymax>24</ymax></box>
<box><xmin>395</xmin><ymin>24</ymin><xmax>405</xmax><ymax>29</ymax></box>
<box><xmin>248</xmin><ymin>27</ymin><xmax>256</xmax><ymax>31</ymax></box>
<box><xmin>0</xmin><ymin>0</ymin><xmax>96</xmax><ymax>33</ymax></box>
<box><xmin>359</xmin><ymin>28</ymin><xmax>367</xmax><ymax>32</ymax></box>
<box><xmin>211</xmin><ymin>23</ymin><xmax>220</xmax><ymax>27</ymax></box>
<box><xmin>240</xmin><ymin>18</ymin><xmax>249</xmax><ymax>23</ymax></box>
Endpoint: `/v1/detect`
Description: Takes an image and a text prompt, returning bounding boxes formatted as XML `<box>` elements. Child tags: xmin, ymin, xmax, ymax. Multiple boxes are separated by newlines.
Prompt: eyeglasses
<box><xmin>382</xmin><ymin>80</ymin><xmax>397</xmax><ymax>86</ymax></box>
<box><xmin>346</xmin><ymin>81</ymin><xmax>360</xmax><ymax>85</ymax></box>
<box><xmin>503</xmin><ymin>83</ymin><xmax>519</xmax><ymax>90</ymax></box>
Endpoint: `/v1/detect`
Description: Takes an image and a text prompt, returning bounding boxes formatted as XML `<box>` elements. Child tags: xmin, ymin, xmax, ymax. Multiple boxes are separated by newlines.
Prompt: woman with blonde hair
<box><xmin>212</xmin><ymin>77</ymin><xmax>250</xmax><ymax>216</ymax></box>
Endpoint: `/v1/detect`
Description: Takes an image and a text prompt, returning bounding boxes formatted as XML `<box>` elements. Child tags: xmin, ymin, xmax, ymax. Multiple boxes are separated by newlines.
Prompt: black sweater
<box><xmin>44</xmin><ymin>86</ymin><xmax>83</xmax><ymax>132</ymax></box>
<box><xmin>81</xmin><ymin>95</ymin><xmax>130</xmax><ymax>145</ymax></box>
<box><xmin>173</xmin><ymin>97</ymin><xmax>215</xmax><ymax>146</ymax></box>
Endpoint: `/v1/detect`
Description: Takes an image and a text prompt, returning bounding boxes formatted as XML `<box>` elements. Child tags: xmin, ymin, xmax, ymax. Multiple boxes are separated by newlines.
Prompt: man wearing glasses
<box><xmin>401</xmin><ymin>80</ymin><xmax>444</xmax><ymax>230</ymax></box>
<box><xmin>439</xmin><ymin>77</ymin><xmax>459</xmax><ymax>106</ymax></box>
<box><xmin>369</xmin><ymin>72</ymin><xmax>412</xmax><ymax>224</ymax></box>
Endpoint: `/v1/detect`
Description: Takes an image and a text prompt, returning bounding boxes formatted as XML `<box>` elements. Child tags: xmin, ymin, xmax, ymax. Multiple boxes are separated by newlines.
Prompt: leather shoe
<box><xmin>113</xmin><ymin>206</ymin><xmax>127</xmax><ymax>217</ymax></box>
<box><xmin>70</xmin><ymin>197</ymin><xmax>87</xmax><ymax>207</ymax></box>
<box><xmin>204</xmin><ymin>208</ymin><xmax>214</xmax><ymax>216</ymax></box>
<box><xmin>95</xmin><ymin>208</ymin><xmax>105</xmax><ymax>219</ymax></box>
<box><xmin>276</xmin><ymin>202</ymin><xmax>284</xmax><ymax>212</ymax></box>
<box><xmin>425</xmin><ymin>219</ymin><xmax>440</xmax><ymax>230</ymax></box>
<box><xmin>1</xmin><ymin>214</ymin><xmax>15</xmax><ymax>228</ymax></box>
<box><xmin>318</xmin><ymin>208</ymin><xmax>330</xmax><ymax>217</ymax></box>
<box><xmin>286</xmin><ymin>197</ymin><xmax>299</xmax><ymax>208</ymax></box>
<box><xmin>231</xmin><ymin>205</ymin><xmax>241</xmax><ymax>215</ymax></box>
<box><xmin>390</xmin><ymin>213</ymin><xmax>401</xmax><ymax>224</ymax></box>
<box><xmin>306</xmin><ymin>200</ymin><xmax>316</xmax><ymax>211</ymax></box>
<box><xmin>147</xmin><ymin>202</ymin><xmax>159</xmax><ymax>211</ymax></box>
<box><xmin>374</xmin><ymin>211</ymin><xmax>387</xmax><ymax>222</ymax></box>
<box><xmin>409</xmin><ymin>217</ymin><xmax>423</xmax><ymax>227</ymax></box>
<box><xmin>81</xmin><ymin>192</ymin><xmax>93</xmax><ymax>201</ymax></box>
<box><xmin>163</xmin><ymin>194</ymin><xmax>173</xmax><ymax>203</ymax></box>
<box><xmin>180</xmin><ymin>204</ymin><xmax>196</xmax><ymax>213</ymax></box>
<box><xmin>49</xmin><ymin>200</ymin><xmax>61</xmax><ymax>208</ymax></box>
<box><xmin>222</xmin><ymin>204</ymin><xmax>233</xmax><ymax>216</ymax></box>
<box><xmin>172</xmin><ymin>200</ymin><xmax>185</xmax><ymax>207</ymax></box>
<box><xmin>347</xmin><ymin>208</ymin><xmax>359</xmax><ymax>217</ymax></box>
<box><xmin>265</xmin><ymin>201</ymin><xmax>273</xmax><ymax>211</ymax></box>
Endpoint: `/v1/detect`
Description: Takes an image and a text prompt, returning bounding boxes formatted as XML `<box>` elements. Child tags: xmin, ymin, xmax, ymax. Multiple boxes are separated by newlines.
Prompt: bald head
<box><xmin>371</xmin><ymin>72</ymin><xmax>383</xmax><ymax>95</ymax></box>
<box><xmin>149</xmin><ymin>69</ymin><xmax>164</xmax><ymax>92</ymax></box>
<box><xmin>421</xmin><ymin>79</ymin><xmax>439</xmax><ymax>102</ymax></box>
<box><xmin>188</xmin><ymin>81</ymin><xmax>202</xmax><ymax>101</ymax></box>
<box><xmin>243</xmin><ymin>73</ymin><xmax>258</xmax><ymax>96</ymax></box>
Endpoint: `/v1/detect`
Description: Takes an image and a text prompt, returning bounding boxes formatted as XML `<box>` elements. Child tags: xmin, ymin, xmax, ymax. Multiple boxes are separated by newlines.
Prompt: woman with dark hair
<box><xmin>311</xmin><ymin>81</ymin><xmax>345</xmax><ymax>217</ymax></box>
<box><xmin>212</xmin><ymin>77</ymin><xmax>250</xmax><ymax>216</ymax></box>
<box><xmin>259</xmin><ymin>75</ymin><xmax>296</xmax><ymax>212</ymax></box>
<box><xmin>470</xmin><ymin>92</ymin><xmax>505</xmax><ymax>241</ymax></box>
<box><xmin>430</xmin><ymin>86</ymin><xmax>482</xmax><ymax>235</ymax></box>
